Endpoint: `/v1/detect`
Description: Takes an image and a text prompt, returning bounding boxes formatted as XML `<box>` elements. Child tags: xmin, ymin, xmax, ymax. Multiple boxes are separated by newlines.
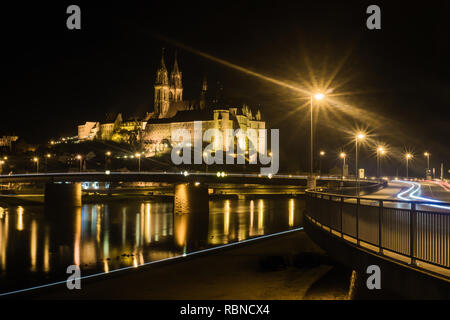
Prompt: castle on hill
<box><xmin>77</xmin><ymin>49</ymin><xmax>266</xmax><ymax>157</ymax></box>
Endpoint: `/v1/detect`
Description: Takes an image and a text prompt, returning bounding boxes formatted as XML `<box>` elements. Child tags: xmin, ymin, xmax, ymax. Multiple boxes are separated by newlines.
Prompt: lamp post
<box><xmin>355</xmin><ymin>133</ymin><xmax>365</xmax><ymax>196</ymax></box>
<box><xmin>424</xmin><ymin>152</ymin><xmax>430</xmax><ymax>170</ymax></box>
<box><xmin>135</xmin><ymin>153</ymin><xmax>141</xmax><ymax>172</ymax></box>
<box><xmin>105</xmin><ymin>151</ymin><xmax>111</xmax><ymax>171</ymax></box>
<box><xmin>340</xmin><ymin>152</ymin><xmax>346</xmax><ymax>179</ymax></box>
<box><xmin>319</xmin><ymin>150</ymin><xmax>325</xmax><ymax>176</ymax></box>
<box><xmin>45</xmin><ymin>154</ymin><xmax>51</xmax><ymax>172</ymax></box>
<box><xmin>76</xmin><ymin>155</ymin><xmax>82</xmax><ymax>172</ymax></box>
<box><xmin>0</xmin><ymin>160</ymin><xmax>4</xmax><ymax>175</ymax></box>
<box><xmin>376</xmin><ymin>146</ymin><xmax>385</xmax><ymax>178</ymax></box>
<box><xmin>309</xmin><ymin>93</ymin><xmax>325</xmax><ymax>177</ymax></box>
<box><xmin>33</xmin><ymin>157</ymin><xmax>39</xmax><ymax>174</ymax></box>
<box><xmin>405</xmin><ymin>153</ymin><xmax>412</xmax><ymax>178</ymax></box>
<box><xmin>424</xmin><ymin>152</ymin><xmax>430</xmax><ymax>178</ymax></box>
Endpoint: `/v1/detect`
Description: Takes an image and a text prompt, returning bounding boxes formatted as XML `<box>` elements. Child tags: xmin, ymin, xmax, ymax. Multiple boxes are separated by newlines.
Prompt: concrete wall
<box><xmin>173</xmin><ymin>183</ymin><xmax>209</xmax><ymax>250</ymax></box>
<box><xmin>304</xmin><ymin>217</ymin><xmax>450</xmax><ymax>299</ymax></box>
<box><xmin>44</xmin><ymin>183</ymin><xmax>82</xmax><ymax>207</ymax></box>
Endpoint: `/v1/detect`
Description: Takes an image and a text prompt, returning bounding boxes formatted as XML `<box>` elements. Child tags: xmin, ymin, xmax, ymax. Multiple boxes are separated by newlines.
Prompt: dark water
<box><xmin>0</xmin><ymin>197</ymin><xmax>304</xmax><ymax>294</ymax></box>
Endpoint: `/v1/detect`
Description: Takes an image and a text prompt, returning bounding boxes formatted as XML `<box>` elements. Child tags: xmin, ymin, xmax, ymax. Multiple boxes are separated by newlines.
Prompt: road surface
<box><xmin>364</xmin><ymin>179</ymin><xmax>450</xmax><ymax>212</ymax></box>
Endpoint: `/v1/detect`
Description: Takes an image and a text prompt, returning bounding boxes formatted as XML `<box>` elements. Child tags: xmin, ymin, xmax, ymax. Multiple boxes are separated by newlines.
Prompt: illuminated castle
<box><xmin>77</xmin><ymin>49</ymin><xmax>266</xmax><ymax>157</ymax></box>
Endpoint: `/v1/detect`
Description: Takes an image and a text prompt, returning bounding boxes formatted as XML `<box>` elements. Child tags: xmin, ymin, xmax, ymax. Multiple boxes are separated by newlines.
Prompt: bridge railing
<box><xmin>305</xmin><ymin>190</ymin><xmax>450</xmax><ymax>276</ymax></box>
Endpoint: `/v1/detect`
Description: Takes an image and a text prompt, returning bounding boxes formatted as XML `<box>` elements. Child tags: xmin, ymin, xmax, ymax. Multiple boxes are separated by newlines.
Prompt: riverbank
<box><xmin>22</xmin><ymin>229</ymin><xmax>352</xmax><ymax>300</ymax></box>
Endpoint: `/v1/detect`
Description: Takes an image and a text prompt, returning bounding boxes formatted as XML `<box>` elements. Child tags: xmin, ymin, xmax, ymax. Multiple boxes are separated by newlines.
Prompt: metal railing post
<box><xmin>410</xmin><ymin>202</ymin><xmax>416</xmax><ymax>265</ymax></box>
<box><xmin>340</xmin><ymin>196</ymin><xmax>344</xmax><ymax>238</ymax></box>
<box><xmin>306</xmin><ymin>192</ymin><xmax>309</xmax><ymax>215</ymax></box>
<box><xmin>356</xmin><ymin>197</ymin><xmax>360</xmax><ymax>245</ymax></box>
<box><xmin>329</xmin><ymin>195</ymin><xmax>333</xmax><ymax>234</ymax></box>
<box><xmin>379</xmin><ymin>200</ymin><xmax>383</xmax><ymax>254</ymax></box>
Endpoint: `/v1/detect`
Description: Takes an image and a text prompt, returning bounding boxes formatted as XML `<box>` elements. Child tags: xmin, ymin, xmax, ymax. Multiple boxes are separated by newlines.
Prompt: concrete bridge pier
<box><xmin>44</xmin><ymin>182</ymin><xmax>82</xmax><ymax>207</ymax></box>
<box><xmin>307</xmin><ymin>176</ymin><xmax>316</xmax><ymax>189</ymax></box>
<box><xmin>173</xmin><ymin>183</ymin><xmax>209</xmax><ymax>250</ymax></box>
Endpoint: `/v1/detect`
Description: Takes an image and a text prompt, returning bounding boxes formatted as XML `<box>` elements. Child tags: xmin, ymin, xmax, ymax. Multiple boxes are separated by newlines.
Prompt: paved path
<box><xmin>21</xmin><ymin>230</ymin><xmax>351</xmax><ymax>300</ymax></box>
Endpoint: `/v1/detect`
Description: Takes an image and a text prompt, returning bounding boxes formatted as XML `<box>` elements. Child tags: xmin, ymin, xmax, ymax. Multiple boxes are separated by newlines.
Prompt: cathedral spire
<box><xmin>173</xmin><ymin>50</ymin><xmax>180</xmax><ymax>74</ymax></box>
<box><xmin>160</xmin><ymin>47</ymin><xmax>167</xmax><ymax>70</ymax></box>
<box><xmin>154</xmin><ymin>47</ymin><xmax>169</xmax><ymax>117</ymax></box>
<box><xmin>200</xmin><ymin>74</ymin><xmax>208</xmax><ymax>110</ymax></box>
<box><xmin>202</xmin><ymin>74</ymin><xmax>207</xmax><ymax>92</ymax></box>
<box><xmin>155</xmin><ymin>47</ymin><xmax>169</xmax><ymax>86</ymax></box>
<box><xmin>169</xmin><ymin>50</ymin><xmax>183</xmax><ymax>102</ymax></box>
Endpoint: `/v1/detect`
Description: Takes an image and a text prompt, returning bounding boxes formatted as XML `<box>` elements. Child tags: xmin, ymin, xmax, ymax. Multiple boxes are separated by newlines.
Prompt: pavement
<box><xmin>363</xmin><ymin>180</ymin><xmax>407</xmax><ymax>200</ymax></box>
<box><xmin>20</xmin><ymin>230</ymin><xmax>352</xmax><ymax>300</ymax></box>
<box><xmin>418</xmin><ymin>180</ymin><xmax>450</xmax><ymax>203</ymax></box>
<box><xmin>356</xmin><ymin>179</ymin><xmax>450</xmax><ymax>212</ymax></box>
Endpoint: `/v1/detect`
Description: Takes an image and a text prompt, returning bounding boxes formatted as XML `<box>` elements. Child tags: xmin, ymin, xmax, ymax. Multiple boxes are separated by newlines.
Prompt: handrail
<box><xmin>306</xmin><ymin>188</ymin><xmax>450</xmax><ymax>206</ymax></box>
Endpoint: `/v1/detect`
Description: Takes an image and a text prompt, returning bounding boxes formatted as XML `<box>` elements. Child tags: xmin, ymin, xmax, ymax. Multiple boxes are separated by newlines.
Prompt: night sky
<box><xmin>2</xmin><ymin>1</ymin><xmax>450</xmax><ymax>175</ymax></box>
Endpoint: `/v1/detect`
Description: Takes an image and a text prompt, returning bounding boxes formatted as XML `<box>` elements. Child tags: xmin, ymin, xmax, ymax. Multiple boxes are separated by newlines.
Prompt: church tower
<box><xmin>199</xmin><ymin>75</ymin><xmax>207</xmax><ymax>110</ymax></box>
<box><xmin>169</xmin><ymin>51</ymin><xmax>183</xmax><ymax>102</ymax></box>
<box><xmin>154</xmin><ymin>48</ymin><xmax>170</xmax><ymax>117</ymax></box>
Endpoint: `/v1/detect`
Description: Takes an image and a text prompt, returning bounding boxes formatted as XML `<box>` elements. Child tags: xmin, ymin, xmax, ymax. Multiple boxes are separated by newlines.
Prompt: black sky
<box><xmin>1</xmin><ymin>1</ymin><xmax>450</xmax><ymax>175</ymax></box>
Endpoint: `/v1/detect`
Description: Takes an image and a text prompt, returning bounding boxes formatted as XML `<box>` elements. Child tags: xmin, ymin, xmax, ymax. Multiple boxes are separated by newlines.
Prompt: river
<box><xmin>0</xmin><ymin>197</ymin><xmax>304</xmax><ymax>295</ymax></box>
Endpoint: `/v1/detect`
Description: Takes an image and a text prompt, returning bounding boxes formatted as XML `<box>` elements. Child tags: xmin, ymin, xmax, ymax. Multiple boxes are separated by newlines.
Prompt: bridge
<box><xmin>0</xmin><ymin>171</ymin><xmax>370</xmax><ymax>205</ymax></box>
<box><xmin>0</xmin><ymin>171</ymin><xmax>331</xmax><ymax>185</ymax></box>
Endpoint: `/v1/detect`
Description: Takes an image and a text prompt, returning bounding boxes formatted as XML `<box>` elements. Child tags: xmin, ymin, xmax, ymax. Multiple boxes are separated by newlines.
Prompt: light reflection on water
<box><xmin>0</xmin><ymin>198</ymin><xmax>304</xmax><ymax>293</ymax></box>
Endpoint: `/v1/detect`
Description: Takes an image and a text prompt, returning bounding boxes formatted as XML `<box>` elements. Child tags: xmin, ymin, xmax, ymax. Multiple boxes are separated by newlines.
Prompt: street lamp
<box><xmin>309</xmin><ymin>93</ymin><xmax>325</xmax><ymax>177</ymax></box>
<box><xmin>33</xmin><ymin>157</ymin><xmax>39</xmax><ymax>174</ymax></box>
<box><xmin>135</xmin><ymin>153</ymin><xmax>141</xmax><ymax>172</ymax></box>
<box><xmin>105</xmin><ymin>151</ymin><xmax>111</xmax><ymax>170</ymax></box>
<box><xmin>376</xmin><ymin>146</ymin><xmax>386</xmax><ymax>178</ymax></box>
<box><xmin>45</xmin><ymin>154</ymin><xmax>51</xmax><ymax>172</ymax></box>
<box><xmin>424</xmin><ymin>152</ymin><xmax>430</xmax><ymax>177</ymax></box>
<box><xmin>340</xmin><ymin>152</ymin><xmax>346</xmax><ymax>179</ymax></box>
<box><xmin>405</xmin><ymin>153</ymin><xmax>413</xmax><ymax>178</ymax></box>
<box><xmin>76</xmin><ymin>155</ymin><xmax>82</xmax><ymax>172</ymax></box>
<box><xmin>355</xmin><ymin>133</ymin><xmax>366</xmax><ymax>196</ymax></box>
<box><xmin>319</xmin><ymin>150</ymin><xmax>325</xmax><ymax>175</ymax></box>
